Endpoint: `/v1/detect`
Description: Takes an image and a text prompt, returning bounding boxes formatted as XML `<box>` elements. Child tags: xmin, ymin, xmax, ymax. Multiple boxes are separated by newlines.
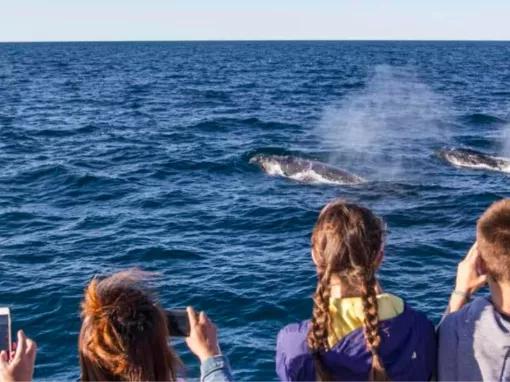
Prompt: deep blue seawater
<box><xmin>1</xmin><ymin>41</ymin><xmax>510</xmax><ymax>380</ymax></box>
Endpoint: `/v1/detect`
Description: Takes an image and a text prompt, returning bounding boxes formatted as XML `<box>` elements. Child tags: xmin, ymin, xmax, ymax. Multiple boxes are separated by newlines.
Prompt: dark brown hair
<box><xmin>477</xmin><ymin>199</ymin><xmax>510</xmax><ymax>281</ymax></box>
<box><xmin>79</xmin><ymin>270</ymin><xmax>182</xmax><ymax>381</ymax></box>
<box><xmin>307</xmin><ymin>200</ymin><xmax>389</xmax><ymax>381</ymax></box>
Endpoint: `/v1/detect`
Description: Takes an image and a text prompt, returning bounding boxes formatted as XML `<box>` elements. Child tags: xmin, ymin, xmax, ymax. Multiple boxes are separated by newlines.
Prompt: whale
<box><xmin>438</xmin><ymin>148</ymin><xmax>510</xmax><ymax>172</ymax></box>
<box><xmin>249</xmin><ymin>154</ymin><xmax>365</xmax><ymax>185</ymax></box>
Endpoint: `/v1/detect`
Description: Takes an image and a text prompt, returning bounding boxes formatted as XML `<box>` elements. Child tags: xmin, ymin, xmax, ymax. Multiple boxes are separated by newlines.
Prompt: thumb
<box><xmin>476</xmin><ymin>274</ymin><xmax>488</xmax><ymax>286</ymax></box>
<box><xmin>472</xmin><ymin>274</ymin><xmax>488</xmax><ymax>292</ymax></box>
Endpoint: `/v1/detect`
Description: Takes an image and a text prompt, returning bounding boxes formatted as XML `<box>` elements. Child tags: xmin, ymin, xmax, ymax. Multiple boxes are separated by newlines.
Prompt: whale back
<box><xmin>250</xmin><ymin>154</ymin><xmax>364</xmax><ymax>185</ymax></box>
<box><xmin>438</xmin><ymin>148</ymin><xmax>510</xmax><ymax>172</ymax></box>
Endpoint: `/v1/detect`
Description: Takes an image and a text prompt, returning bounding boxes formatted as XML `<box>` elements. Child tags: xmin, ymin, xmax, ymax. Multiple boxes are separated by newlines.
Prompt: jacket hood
<box><xmin>328</xmin><ymin>293</ymin><xmax>404</xmax><ymax>347</ymax></box>
<box><xmin>276</xmin><ymin>303</ymin><xmax>436</xmax><ymax>381</ymax></box>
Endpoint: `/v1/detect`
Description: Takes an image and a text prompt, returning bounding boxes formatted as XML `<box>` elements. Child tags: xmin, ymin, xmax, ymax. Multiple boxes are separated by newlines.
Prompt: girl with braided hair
<box><xmin>276</xmin><ymin>200</ymin><xmax>436</xmax><ymax>381</ymax></box>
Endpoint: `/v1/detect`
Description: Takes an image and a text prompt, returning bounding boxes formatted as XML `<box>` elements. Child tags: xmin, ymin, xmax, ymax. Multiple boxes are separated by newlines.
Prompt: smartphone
<box><xmin>166</xmin><ymin>309</ymin><xmax>190</xmax><ymax>337</ymax></box>
<box><xmin>0</xmin><ymin>308</ymin><xmax>11</xmax><ymax>356</ymax></box>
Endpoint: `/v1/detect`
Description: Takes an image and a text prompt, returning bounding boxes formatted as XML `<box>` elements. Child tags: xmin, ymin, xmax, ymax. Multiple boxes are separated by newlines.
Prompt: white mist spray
<box><xmin>315</xmin><ymin>65</ymin><xmax>450</xmax><ymax>180</ymax></box>
<box><xmin>501</xmin><ymin>112</ymin><xmax>510</xmax><ymax>157</ymax></box>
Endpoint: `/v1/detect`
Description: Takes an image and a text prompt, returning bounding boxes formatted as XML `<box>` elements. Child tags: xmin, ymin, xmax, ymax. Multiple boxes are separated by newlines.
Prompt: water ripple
<box><xmin>1</xmin><ymin>41</ymin><xmax>510</xmax><ymax>380</ymax></box>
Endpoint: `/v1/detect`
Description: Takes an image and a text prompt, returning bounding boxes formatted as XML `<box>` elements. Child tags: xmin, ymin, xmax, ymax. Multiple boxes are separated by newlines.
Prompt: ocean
<box><xmin>1</xmin><ymin>41</ymin><xmax>509</xmax><ymax>380</ymax></box>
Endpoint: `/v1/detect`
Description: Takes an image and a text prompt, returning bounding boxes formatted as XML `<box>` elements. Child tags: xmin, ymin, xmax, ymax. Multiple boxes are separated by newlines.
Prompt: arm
<box><xmin>185</xmin><ymin>307</ymin><xmax>234</xmax><ymax>382</ymax></box>
<box><xmin>200</xmin><ymin>355</ymin><xmax>233</xmax><ymax>382</ymax></box>
<box><xmin>447</xmin><ymin>243</ymin><xmax>487</xmax><ymax>313</ymax></box>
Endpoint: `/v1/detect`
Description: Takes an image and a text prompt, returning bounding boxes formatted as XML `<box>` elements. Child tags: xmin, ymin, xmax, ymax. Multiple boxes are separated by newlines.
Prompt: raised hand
<box><xmin>449</xmin><ymin>243</ymin><xmax>488</xmax><ymax>312</ymax></box>
<box><xmin>0</xmin><ymin>330</ymin><xmax>37</xmax><ymax>382</ymax></box>
<box><xmin>185</xmin><ymin>306</ymin><xmax>221</xmax><ymax>362</ymax></box>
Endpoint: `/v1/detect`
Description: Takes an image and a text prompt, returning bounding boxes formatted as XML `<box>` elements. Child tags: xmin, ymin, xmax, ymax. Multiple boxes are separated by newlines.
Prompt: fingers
<box><xmin>187</xmin><ymin>306</ymin><xmax>198</xmax><ymax>328</ymax></box>
<box><xmin>13</xmin><ymin>330</ymin><xmax>26</xmax><ymax>364</ymax></box>
<box><xmin>10</xmin><ymin>342</ymin><xmax>16</xmax><ymax>362</ymax></box>
<box><xmin>466</xmin><ymin>242</ymin><xmax>479</xmax><ymax>261</ymax></box>
<box><xmin>189</xmin><ymin>308</ymin><xmax>214</xmax><ymax>329</ymax></box>
<box><xmin>0</xmin><ymin>350</ymin><xmax>8</xmax><ymax>364</ymax></box>
<box><xmin>11</xmin><ymin>330</ymin><xmax>36</xmax><ymax>364</ymax></box>
<box><xmin>26</xmin><ymin>337</ymin><xmax>37</xmax><ymax>359</ymax></box>
<box><xmin>199</xmin><ymin>311</ymin><xmax>216</xmax><ymax>332</ymax></box>
<box><xmin>199</xmin><ymin>311</ymin><xmax>207</xmax><ymax>325</ymax></box>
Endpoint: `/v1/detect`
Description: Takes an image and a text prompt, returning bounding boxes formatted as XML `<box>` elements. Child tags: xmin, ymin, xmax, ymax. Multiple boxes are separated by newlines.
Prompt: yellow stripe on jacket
<box><xmin>328</xmin><ymin>293</ymin><xmax>404</xmax><ymax>348</ymax></box>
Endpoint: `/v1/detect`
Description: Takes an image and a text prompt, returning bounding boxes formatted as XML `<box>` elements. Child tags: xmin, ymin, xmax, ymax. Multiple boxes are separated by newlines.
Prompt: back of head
<box><xmin>307</xmin><ymin>199</ymin><xmax>389</xmax><ymax>381</ymax></box>
<box><xmin>79</xmin><ymin>270</ymin><xmax>181</xmax><ymax>381</ymax></box>
<box><xmin>477</xmin><ymin>199</ymin><xmax>510</xmax><ymax>282</ymax></box>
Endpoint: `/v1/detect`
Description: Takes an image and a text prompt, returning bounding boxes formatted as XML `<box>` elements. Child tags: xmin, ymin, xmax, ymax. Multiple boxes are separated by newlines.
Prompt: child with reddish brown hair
<box><xmin>79</xmin><ymin>270</ymin><xmax>233</xmax><ymax>381</ymax></box>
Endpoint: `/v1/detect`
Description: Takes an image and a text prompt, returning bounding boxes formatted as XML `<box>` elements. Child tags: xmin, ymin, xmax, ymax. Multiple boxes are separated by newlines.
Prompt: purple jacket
<box><xmin>276</xmin><ymin>304</ymin><xmax>436</xmax><ymax>381</ymax></box>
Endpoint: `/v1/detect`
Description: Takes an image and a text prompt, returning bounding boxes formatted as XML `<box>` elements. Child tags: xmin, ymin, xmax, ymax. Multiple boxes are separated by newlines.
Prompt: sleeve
<box><xmin>425</xmin><ymin>319</ymin><xmax>438</xmax><ymax>381</ymax></box>
<box><xmin>276</xmin><ymin>329</ymin><xmax>291</xmax><ymax>381</ymax></box>
<box><xmin>437</xmin><ymin>314</ymin><xmax>459</xmax><ymax>381</ymax></box>
<box><xmin>200</xmin><ymin>355</ymin><xmax>234</xmax><ymax>382</ymax></box>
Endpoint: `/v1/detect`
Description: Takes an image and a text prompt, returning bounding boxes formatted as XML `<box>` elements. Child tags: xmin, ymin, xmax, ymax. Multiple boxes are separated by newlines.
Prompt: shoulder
<box><xmin>439</xmin><ymin>296</ymin><xmax>491</xmax><ymax>336</ymax></box>
<box><xmin>276</xmin><ymin>320</ymin><xmax>310</xmax><ymax>358</ymax></box>
<box><xmin>399</xmin><ymin>303</ymin><xmax>435</xmax><ymax>334</ymax></box>
<box><xmin>399</xmin><ymin>303</ymin><xmax>436</xmax><ymax>351</ymax></box>
<box><xmin>276</xmin><ymin>321</ymin><xmax>312</xmax><ymax>381</ymax></box>
<box><xmin>442</xmin><ymin>297</ymin><xmax>491</xmax><ymax>325</ymax></box>
<box><xmin>380</xmin><ymin>294</ymin><xmax>434</xmax><ymax>331</ymax></box>
<box><xmin>404</xmin><ymin>303</ymin><xmax>433</xmax><ymax>323</ymax></box>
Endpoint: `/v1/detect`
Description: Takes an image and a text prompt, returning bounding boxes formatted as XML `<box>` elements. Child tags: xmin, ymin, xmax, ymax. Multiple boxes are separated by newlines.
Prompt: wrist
<box><xmin>1</xmin><ymin>375</ymin><xmax>15</xmax><ymax>382</ymax></box>
<box><xmin>449</xmin><ymin>289</ymin><xmax>471</xmax><ymax>313</ymax></box>
<box><xmin>198</xmin><ymin>347</ymin><xmax>221</xmax><ymax>363</ymax></box>
<box><xmin>452</xmin><ymin>289</ymin><xmax>471</xmax><ymax>299</ymax></box>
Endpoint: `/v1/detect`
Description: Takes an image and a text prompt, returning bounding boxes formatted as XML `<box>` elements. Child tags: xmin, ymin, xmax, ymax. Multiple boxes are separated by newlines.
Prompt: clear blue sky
<box><xmin>1</xmin><ymin>0</ymin><xmax>509</xmax><ymax>42</ymax></box>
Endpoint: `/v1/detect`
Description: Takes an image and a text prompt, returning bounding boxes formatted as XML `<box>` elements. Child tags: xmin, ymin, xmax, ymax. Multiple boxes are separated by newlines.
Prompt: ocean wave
<box><xmin>189</xmin><ymin>117</ymin><xmax>303</xmax><ymax>132</ymax></box>
<box><xmin>460</xmin><ymin>113</ymin><xmax>506</xmax><ymax>125</ymax></box>
<box><xmin>29</xmin><ymin>124</ymin><xmax>103</xmax><ymax>138</ymax></box>
<box><xmin>2</xmin><ymin>41</ymin><xmax>510</xmax><ymax>381</ymax></box>
<box><xmin>124</xmin><ymin>246</ymin><xmax>204</xmax><ymax>261</ymax></box>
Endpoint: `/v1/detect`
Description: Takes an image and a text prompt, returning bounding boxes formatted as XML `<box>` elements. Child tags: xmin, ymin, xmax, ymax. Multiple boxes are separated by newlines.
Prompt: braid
<box><xmin>360</xmin><ymin>270</ymin><xmax>389</xmax><ymax>381</ymax></box>
<box><xmin>309</xmin><ymin>199</ymin><xmax>390</xmax><ymax>381</ymax></box>
<box><xmin>307</xmin><ymin>265</ymin><xmax>333</xmax><ymax>381</ymax></box>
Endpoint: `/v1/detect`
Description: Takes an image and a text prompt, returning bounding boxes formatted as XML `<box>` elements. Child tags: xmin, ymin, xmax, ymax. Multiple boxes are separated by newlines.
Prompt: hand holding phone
<box><xmin>0</xmin><ymin>330</ymin><xmax>37</xmax><ymax>382</ymax></box>
<box><xmin>184</xmin><ymin>306</ymin><xmax>220</xmax><ymax>362</ymax></box>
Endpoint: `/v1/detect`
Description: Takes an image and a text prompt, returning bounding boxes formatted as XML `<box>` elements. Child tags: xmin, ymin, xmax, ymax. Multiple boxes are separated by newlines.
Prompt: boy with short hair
<box><xmin>438</xmin><ymin>199</ymin><xmax>510</xmax><ymax>381</ymax></box>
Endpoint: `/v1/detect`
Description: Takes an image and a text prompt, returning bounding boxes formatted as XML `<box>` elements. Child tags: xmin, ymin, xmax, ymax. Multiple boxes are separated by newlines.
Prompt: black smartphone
<box><xmin>0</xmin><ymin>308</ymin><xmax>12</xmax><ymax>355</ymax></box>
<box><xmin>166</xmin><ymin>309</ymin><xmax>190</xmax><ymax>337</ymax></box>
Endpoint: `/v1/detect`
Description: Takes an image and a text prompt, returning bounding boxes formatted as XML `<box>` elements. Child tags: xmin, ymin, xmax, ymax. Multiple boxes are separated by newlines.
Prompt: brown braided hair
<box><xmin>307</xmin><ymin>200</ymin><xmax>389</xmax><ymax>381</ymax></box>
<box><xmin>79</xmin><ymin>270</ymin><xmax>182</xmax><ymax>381</ymax></box>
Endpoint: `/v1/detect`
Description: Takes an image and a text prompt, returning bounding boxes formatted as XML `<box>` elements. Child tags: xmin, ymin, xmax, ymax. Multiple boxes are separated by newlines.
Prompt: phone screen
<box><xmin>0</xmin><ymin>313</ymin><xmax>10</xmax><ymax>352</ymax></box>
<box><xmin>166</xmin><ymin>309</ymin><xmax>190</xmax><ymax>337</ymax></box>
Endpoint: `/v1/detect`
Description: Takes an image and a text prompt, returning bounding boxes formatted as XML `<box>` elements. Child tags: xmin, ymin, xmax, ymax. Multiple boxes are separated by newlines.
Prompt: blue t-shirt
<box><xmin>438</xmin><ymin>297</ymin><xmax>510</xmax><ymax>381</ymax></box>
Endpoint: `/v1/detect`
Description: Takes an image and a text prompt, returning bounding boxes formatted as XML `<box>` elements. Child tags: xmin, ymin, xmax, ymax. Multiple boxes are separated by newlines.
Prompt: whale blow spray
<box><xmin>316</xmin><ymin>65</ymin><xmax>450</xmax><ymax>180</ymax></box>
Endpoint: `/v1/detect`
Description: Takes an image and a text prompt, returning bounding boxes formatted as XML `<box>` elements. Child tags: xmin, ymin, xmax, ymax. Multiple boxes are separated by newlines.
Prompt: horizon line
<box><xmin>1</xmin><ymin>38</ymin><xmax>510</xmax><ymax>44</ymax></box>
